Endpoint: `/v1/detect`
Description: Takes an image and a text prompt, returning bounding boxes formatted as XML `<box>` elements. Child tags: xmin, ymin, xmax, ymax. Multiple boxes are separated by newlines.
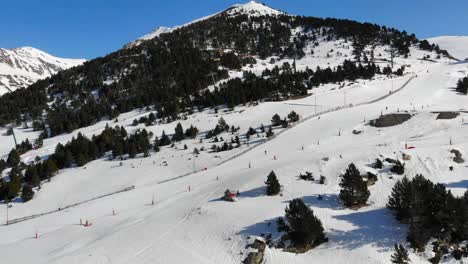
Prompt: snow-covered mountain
<box><xmin>427</xmin><ymin>36</ymin><xmax>468</xmax><ymax>61</ymax></box>
<box><xmin>1</xmin><ymin>2</ymin><xmax>468</xmax><ymax>264</ymax></box>
<box><xmin>0</xmin><ymin>47</ymin><xmax>85</xmax><ymax>95</ymax></box>
<box><xmin>127</xmin><ymin>1</ymin><xmax>285</xmax><ymax>47</ymax></box>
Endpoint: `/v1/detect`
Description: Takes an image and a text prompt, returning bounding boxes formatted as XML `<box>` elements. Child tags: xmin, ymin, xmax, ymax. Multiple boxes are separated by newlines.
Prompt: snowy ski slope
<box><xmin>0</xmin><ymin>54</ymin><xmax>467</xmax><ymax>263</ymax></box>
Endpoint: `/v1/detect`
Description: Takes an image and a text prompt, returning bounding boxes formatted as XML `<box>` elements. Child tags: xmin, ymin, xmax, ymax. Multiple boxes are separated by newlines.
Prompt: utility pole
<box><xmin>211</xmin><ymin>72</ymin><xmax>217</xmax><ymax>89</ymax></box>
<box><xmin>6</xmin><ymin>203</ymin><xmax>9</xmax><ymax>225</ymax></box>
<box><xmin>391</xmin><ymin>76</ymin><xmax>394</xmax><ymax>93</ymax></box>
<box><xmin>193</xmin><ymin>155</ymin><xmax>196</xmax><ymax>173</ymax></box>
<box><xmin>11</xmin><ymin>127</ymin><xmax>17</xmax><ymax>146</ymax></box>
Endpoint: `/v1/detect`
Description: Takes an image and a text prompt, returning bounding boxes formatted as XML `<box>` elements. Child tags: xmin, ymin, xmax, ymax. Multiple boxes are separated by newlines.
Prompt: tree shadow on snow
<box><xmin>329</xmin><ymin>208</ymin><xmax>406</xmax><ymax>251</ymax></box>
<box><xmin>239</xmin><ymin>186</ymin><xmax>266</xmax><ymax>198</ymax></box>
<box><xmin>300</xmin><ymin>194</ymin><xmax>344</xmax><ymax>210</ymax></box>
<box><xmin>446</xmin><ymin>180</ymin><xmax>468</xmax><ymax>189</ymax></box>
<box><xmin>238</xmin><ymin>217</ymin><xmax>283</xmax><ymax>241</ymax></box>
<box><xmin>208</xmin><ymin>186</ymin><xmax>265</xmax><ymax>203</ymax></box>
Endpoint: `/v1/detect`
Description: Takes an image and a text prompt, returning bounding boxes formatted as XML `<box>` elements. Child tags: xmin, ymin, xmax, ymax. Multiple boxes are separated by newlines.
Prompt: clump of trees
<box><xmin>387</xmin><ymin>175</ymin><xmax>468</xmax><ymax>252</ymax></box>
<box><xmin>390</xmin><ymin>160</ymin><xmax>405</xmax><ymax>175</ymax></box>
<box><xmin>277</xmin><ymin>198</ymin><xmax>327</xmax><ymax>251</ymax></box>
<box><xmin>456</xmin><ymin>76</ymin><xmax>468</xmax><ymax>94</ymax></box>
<box><xmin>16</xmin><ymin>139</ymin><xmax>33</xmax><ymax>154</ymax></box>
<box><xmin>339</xmin><ymin>163</ymin><xmax>370</xmax><ymax>208</ymax></box>
<box><xmin>206</xmin><ymin>118</ymin><xmax>230</xmax><ymax>139</ymax></box>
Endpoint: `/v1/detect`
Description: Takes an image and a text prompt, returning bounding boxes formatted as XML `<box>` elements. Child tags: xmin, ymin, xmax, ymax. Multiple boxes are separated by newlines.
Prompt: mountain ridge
<box><xmin>0</xmin><ymin>46</ymin><xmax>85</xmax><ymax>95</ymax></box>
<box><xmin>127</xmin><ymin>1</ymin><xmax>286</xmax><ymax>48</ymax></box>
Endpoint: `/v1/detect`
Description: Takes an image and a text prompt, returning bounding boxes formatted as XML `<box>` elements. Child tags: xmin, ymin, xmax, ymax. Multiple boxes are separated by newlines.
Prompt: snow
<box><xmin>0</xmin><ymin>46</ymin><xmax>467</xmax><ymax>263</ymax></box>
<box><xmin>0</xmin><ymin>47</ymin><xmax>85</xmax><ymax>95</ymax></box>
<box><xmin>1</xmin><ymin>4</ymin><xmax>468</xmax><ymax>263</ymax></box>
<box><xmin>227</xmin><ymin>1</ymin><xmax>285</xmax><ymax>17</ymax></box>
<box><xmin>428</xmin><ymin>35</ymin><xmax>468</xmax><ymax>61</ymax></box>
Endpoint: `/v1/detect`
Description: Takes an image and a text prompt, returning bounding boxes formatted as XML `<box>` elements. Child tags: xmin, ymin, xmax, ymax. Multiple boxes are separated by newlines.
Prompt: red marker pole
<box><xmin>35</xmin><ymin>231</ymin><xmax>38</xmax><ymax>239</ymax></box>
<box><xmin>189</xmin><ymin>185</ymin><xmax>191</xmax><ymax>192</ymax></box>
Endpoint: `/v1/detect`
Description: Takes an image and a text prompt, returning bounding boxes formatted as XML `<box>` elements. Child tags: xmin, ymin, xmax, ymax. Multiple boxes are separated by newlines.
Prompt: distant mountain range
<box><xmin>0</xmin><ymin>47</ymin><xmax>85</xmax><ymax>95</ymax></box>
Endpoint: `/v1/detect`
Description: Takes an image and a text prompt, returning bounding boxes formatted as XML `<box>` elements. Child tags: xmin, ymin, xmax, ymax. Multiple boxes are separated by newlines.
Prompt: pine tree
<box><xmin>387</xmin><ymin>176</ymin><xmax>412</xmax><ymax>221</ymax></box>
<box><xmin>288</xmin><ymin>111</ymin><xmax>300</xmax><ymax>122</ymax></box>
<box><xmin>46</xmin><ymin>159</ymin><xmax>58</xmax><ymax>178</ymax></box>
<box><xmin>21</xmin><ymin>185</ymin><xmax>35</xmax><ymax>202</ymax></box>
<box><xmin>173</xmin><ymin>123</ymin><xmax>185</xmax><ymax>141</ymax></box>
<box><xmin>280</xmin><ymin>198</ymin><xmax>327</xmax><ymax>248</ymax></box>
<box><xmin>271</xmin><ymin>114</ymin><xmax>282</xmax><ymax>126</ymax></box>
<box><xmin>7</xmin><ymin>148</ymin><xmax>20</xmax><ymax>167</ymax></box>
<box><xmin>218</xmin><ymin>117</ymin><xmax>228</xmax><ymax>131</ymax></box>
<box><xmin>159</xmin><ymin>131</ymin><xmax>172</xmax><ymax>146</ymax></box>
<box><xmin>339</xmin><ymin>163</ymin><xmax>370</xmax><ymax>207</ymax></box>
<box><xmin>391</xmin><ymin>244</ymin><xmax>410</xmax><ymax>264</ymax></box>
<box><xmin>7</xmin><ymin>169</ymin><xmax>22</xmax><ymax>200</ymax></box>
<box><xmin>265</xmin><ymin>171</ymin><xmax>281</xmax><ymax>196</ymax></box>
<box><xmin>391</xmin><ymin>160</ymin><xmax>405</xmax><ymax>175</ymax></box>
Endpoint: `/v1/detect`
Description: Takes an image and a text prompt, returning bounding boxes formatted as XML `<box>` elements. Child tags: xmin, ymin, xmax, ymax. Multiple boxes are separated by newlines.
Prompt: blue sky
<box><xmin>1</xmin><ymin>0</ymin><xmax>466</xmax><ymax>59</ymax></box>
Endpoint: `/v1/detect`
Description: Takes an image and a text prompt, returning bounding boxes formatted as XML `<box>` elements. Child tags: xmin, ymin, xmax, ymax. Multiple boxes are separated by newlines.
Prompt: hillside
<box><xmin>1</xmin><ymin>1</ymin><xmax>468</xmax><ymax>264</ymax></box>
<box><xmin>427</xmin><ymin>36</ymin><xmax>468</xmax><ymax>61</ymax></box>
<box><xmin>0</xmin><ymin>47</ymin><xmax>85</xmax><ymax>95</ymax></box>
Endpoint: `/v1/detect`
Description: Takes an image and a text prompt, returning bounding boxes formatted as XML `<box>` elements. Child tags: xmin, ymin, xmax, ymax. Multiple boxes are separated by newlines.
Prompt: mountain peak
<box><xmin>127</xmin><ymin>1</ymin><xmax>286</xmax><ymax>48</ymax></box>
<box><xmin>228</xmin><ymin>1</ymin><xmax>285</xmax><ymax>17</ymax></box>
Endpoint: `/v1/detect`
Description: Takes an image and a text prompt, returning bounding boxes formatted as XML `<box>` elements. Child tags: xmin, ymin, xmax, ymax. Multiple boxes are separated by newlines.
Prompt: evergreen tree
<box><xmin>265</xmin><ymin>171</ymin><xmax>281</xmax><ymax>196</ymax></box>
<box><xmin>288</xmin><ymin>111</ymin><xmax>300</xmax><ymax>122</ymax></box>
<box><xmin>173</xmin><ymin>123</ymin><xmax>185</xmax><ymax>141</ymax></box>
<box><xmin>46</xmin><ymin>159</ymin><xmax>58</xmax><ymax>178</ymax></box>
<box><xmin>218</xmin><ymin>117</ymin><xmax>229</xmax><ymax>131</ymax></box>
<box><xmin>391</xmin><ymin>244</ymin><xmax>410</xmax><ymax>264</ymax></box>
<box><xmin>339</xmin><ymin>163</ymin><xmax>370</xmax><ymax>207</ymax></box>
<box><xmin>387</xmin><ymin>176</ymin><xmax>412</xmax><ymax>221</ymax></box>
<box><xmin>21</xmin><ymin>185</ymin><xmax>35</xmax><ymax>202</ymax></box>
<box><xmin>278</xmin><ymin>198</ymin><xmax>327</xmax><ymax>248</ymax></box>
<box><xmin>6</xmin><ymin>169</ymin><xmax>22</xmax><ymax>200</ymax></box>
<box><xmin>159</xmin><ymin>131</ymin><xmax>172</xmax><ymax>146</ymax></box>
<box><xmin>185</xmin><ymin>125</ymin><xmax>199</xmax><ymax>139</ymax></box>
<box><xmin>7</xmin><ymin>149</ymin><xmax>20</xmax><ymax>167</ymax></box>
<box><xmin>271</xmin><ymin>114</ymin><xmax>282</xmax><ymax>126</ymax></box>
<box><xmin>456</xmin><ymin>76</ymin><xmax>468</xmax><ymax>95</ymax></box>
<box><xmin>390</xmin><ymin>160</ymin><xmax>405</xmax><ymax>175</ymax></box>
